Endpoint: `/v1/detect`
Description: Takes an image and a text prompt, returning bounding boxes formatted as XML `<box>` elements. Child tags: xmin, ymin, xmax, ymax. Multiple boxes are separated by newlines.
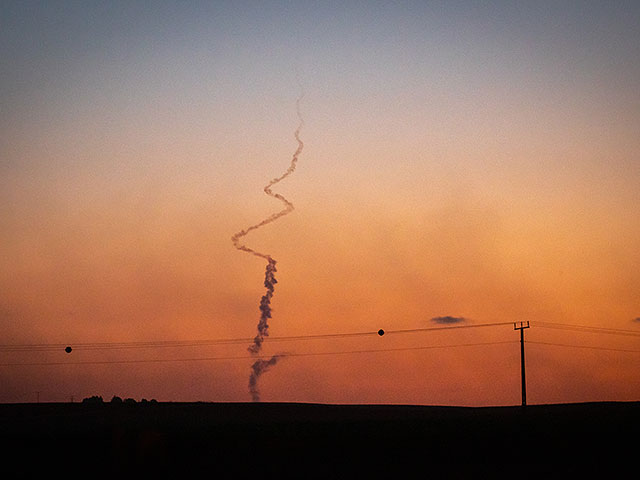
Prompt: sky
<box><xmin>1</xmin><ymin>1</ymin><xmax>639</xmax><ymax>405</ymax></box>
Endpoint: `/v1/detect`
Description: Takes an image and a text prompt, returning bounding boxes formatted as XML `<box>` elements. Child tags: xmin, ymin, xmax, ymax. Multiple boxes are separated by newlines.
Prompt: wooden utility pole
<box><xmin>514</xmin><ymin>322</ymin><xmax>530</xmax><ymax>406</ymax></box>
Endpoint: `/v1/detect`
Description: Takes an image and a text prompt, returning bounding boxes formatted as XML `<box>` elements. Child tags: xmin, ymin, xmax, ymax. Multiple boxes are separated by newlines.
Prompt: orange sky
<box><xmin>1</xmin><ymin>2</ymin><xmax>639</xmax><ymax>404</ymax></box>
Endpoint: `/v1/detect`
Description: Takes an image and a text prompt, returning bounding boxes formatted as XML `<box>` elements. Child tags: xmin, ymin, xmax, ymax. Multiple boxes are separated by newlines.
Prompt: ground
<box><xmin>1</xmin><ymin>401</ymin><xmax>637</xmax><ymax>477</ymax></box>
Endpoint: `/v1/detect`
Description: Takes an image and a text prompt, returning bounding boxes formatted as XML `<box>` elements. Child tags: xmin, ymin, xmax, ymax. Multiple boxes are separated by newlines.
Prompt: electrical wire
<box><xmin>2</xmin><ymin>321</ymin><xmax>637</xmax><ymax>360</ymax></box>
<box><xmin>527</xmin><ymin>340</ymin><xmax>640</xmax><ymax>354</ymax></box>
<box><xmin>0</xmin><ymin>322</ymin><xmax>516</xmax><ymax>352</ymax></box>
<box><xmin>533</xmin><ymin>321</ymin><xmax>640</xmax><ymax>338</ymax></box>
<box><xmin>0</xmin><ymin>340</ymin><xmax>517</xmax><ymax>367</ymax></box>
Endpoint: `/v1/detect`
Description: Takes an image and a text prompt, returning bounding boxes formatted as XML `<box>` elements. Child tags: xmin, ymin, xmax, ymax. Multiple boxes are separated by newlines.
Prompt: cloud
<box><xmin>430</xmin><ymin>316</ymin><xmax>467</xmax><ymax>325</ymax></box>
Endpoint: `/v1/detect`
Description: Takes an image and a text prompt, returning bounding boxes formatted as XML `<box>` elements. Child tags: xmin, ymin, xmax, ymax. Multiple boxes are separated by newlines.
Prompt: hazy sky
<box><xmin>2</xmin><ymin>1</ymin><xmax>639</xmax><ymax>404</ymax></box>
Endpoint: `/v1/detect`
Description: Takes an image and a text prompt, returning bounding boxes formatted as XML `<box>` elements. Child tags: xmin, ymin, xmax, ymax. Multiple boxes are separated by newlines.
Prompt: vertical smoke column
<box><xmin>231</xmin><ymin>90</ymin><xmax>304</xmax><ymax>402</ymax></box>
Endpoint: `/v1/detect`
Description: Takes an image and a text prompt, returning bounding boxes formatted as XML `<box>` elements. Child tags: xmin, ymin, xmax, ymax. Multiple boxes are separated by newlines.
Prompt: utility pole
<box><xmin>514</xmin><ymin>322</ymin><xmax>530</xmax><ymax>406</ymax></box>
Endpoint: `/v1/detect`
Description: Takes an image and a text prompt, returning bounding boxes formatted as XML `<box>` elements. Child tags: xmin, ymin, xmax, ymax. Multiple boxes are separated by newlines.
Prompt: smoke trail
<box><xmin>231</xmin><ymin>90</ymin><xmax>304</xmax><ymax>401</ymax></box>
<box><xmin>249</xmin><ymin>354</ymin><xmax>285</xmax><ymax>402</ymax></box>
<box><xmin>247</xmin><ymin>258</ymin><xmax>277</xmax><ymax>355</ymax></box>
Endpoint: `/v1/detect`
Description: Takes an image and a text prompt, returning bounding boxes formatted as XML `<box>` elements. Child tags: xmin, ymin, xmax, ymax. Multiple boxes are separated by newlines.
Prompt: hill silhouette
<box><xmin>1</xmin><ymin>401</ymin><xmax>637</xmax><ymax>477</ymax></box>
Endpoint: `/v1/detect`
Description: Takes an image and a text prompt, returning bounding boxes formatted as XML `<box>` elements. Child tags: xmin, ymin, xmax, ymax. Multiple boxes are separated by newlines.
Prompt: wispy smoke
<box><xmin>231</xmin><ymin>89</ymin><xmax>304</xmax><ymax>402</ymax></box>
<box><xmin>431</xmin><ymin>316</ymin><xmax>467</xmax><ymax>324</ymax></box>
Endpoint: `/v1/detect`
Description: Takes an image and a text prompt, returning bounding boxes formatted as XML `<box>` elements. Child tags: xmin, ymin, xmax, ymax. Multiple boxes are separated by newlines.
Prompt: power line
<box><xmin>2</xmin><ymin>321</ymin><xmax>636</xmax><ymax>356</ymax></box>
<box><xmin>2</xmin><ymin>322</ymin><xmax>637</xmax><ymax>353</ymax></box>
<box><xmin>380</xmin><ymin>322</ymin><xmax>515</xmax><ymax>335</ymax></box>
<box><xmin>0</xmin><ymin>340</ymin><xmax>517</xmax><ymax>367</ymax></box>
<box><xmin>527</xmin><ymin>340</ymin><xmax>640</xmax><ymax>354</ymax></box>
<box><xmin>533</xmin><ymin>321</ymin><xmax>640</xmax><ymax>337</ymax></box>
<box><xmin>0</xmin><ymin>322</ymin><xmax>516</xmax><ymax>352</ymax></box>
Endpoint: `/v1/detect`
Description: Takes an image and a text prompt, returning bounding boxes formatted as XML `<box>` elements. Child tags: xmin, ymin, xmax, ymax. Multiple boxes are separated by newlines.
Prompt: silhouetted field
<box><xmin>1</xmin><ymin>401</ymin><xmax>637</xmax><ymax>477</ymax></box>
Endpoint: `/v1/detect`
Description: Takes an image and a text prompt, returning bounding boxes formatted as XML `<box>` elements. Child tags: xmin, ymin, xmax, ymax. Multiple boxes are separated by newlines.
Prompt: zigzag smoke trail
<box><xmin>231</xmin><ymin>93</ymin><xmax>303</xmax><ymax>402</ymax></box>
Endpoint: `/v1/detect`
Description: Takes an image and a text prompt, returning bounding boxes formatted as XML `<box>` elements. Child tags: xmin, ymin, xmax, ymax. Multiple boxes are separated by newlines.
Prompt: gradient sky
<box><xmin>2</xmin><ymin>1</ymin><xmax>639</xmax><ymax>405</ymax></box>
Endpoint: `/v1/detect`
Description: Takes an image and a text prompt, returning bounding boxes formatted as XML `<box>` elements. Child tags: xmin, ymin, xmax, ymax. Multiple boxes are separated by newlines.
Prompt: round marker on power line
<box><xmin>378</xmin><ymin>329</ymin><xmax>385</xmax><ymax>336</ymax></box>
<box><xmin>65</xmin><ymin>346</ymin><xmax>72</xmax><ymax>353</ymax></box>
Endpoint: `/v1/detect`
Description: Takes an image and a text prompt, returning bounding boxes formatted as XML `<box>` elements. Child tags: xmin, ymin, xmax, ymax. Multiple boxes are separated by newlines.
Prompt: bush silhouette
<box><xmin>82</xmin><ymin>395</ymin><xmax>104</xmax><ymax>404</ymax></box>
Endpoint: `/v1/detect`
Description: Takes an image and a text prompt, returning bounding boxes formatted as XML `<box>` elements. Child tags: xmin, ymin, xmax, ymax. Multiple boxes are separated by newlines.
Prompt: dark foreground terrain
<box><xmin>1</xmin><ymin>401</ymin><xmax>638</xmax><ymax>478</ymax></box>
